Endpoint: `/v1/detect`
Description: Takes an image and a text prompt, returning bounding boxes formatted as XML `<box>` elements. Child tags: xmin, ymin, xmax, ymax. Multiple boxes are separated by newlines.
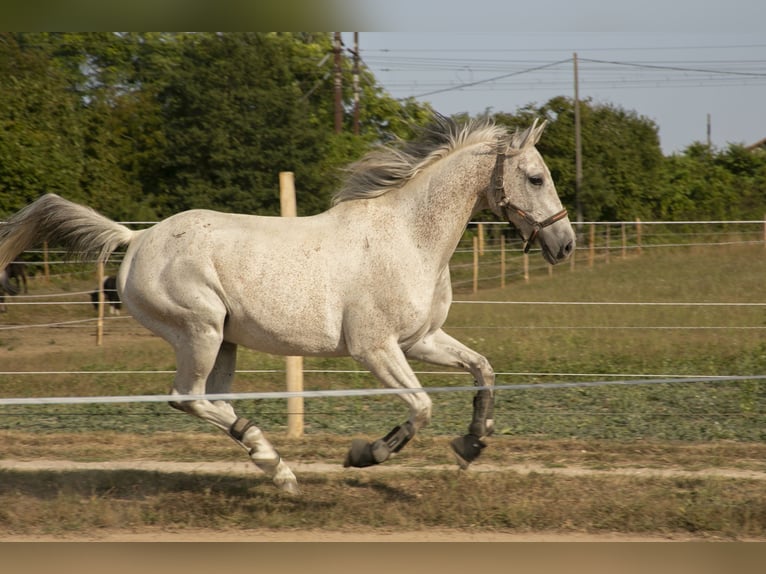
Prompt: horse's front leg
<box><xmin>344</xmin><ymin>339</ymin><xmax>431</xmax><ymax>468</ymax></box>
<box><xmin>405</xmin><ymin>329</ymin><xmax>495</xmax><ymax>469</ymax></box>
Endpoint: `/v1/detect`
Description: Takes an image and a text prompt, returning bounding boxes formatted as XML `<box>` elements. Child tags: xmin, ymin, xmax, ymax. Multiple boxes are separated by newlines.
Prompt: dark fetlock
<box><xmin>450</xmin><ymin>434</ymin><xmax>486</xmax><ymax>470</ymax></box>
<box><xmin>449</xmin><ymin>387</ymin><xmax>494</xmax><ymax>469</ymax></box>
<box><xmin>468</xmin><ymin>389</ymin><xmax>495</xmax><ymax>437</ymax></box>
<box><xmin>343</xmin><ymin>422</ymin><xmax>415</xmax><ymax>468</ymax></box>
<box><xmin>468</xmin><ymin>419</ymin><xmax>495</xmax><ymax>437</ymax></box>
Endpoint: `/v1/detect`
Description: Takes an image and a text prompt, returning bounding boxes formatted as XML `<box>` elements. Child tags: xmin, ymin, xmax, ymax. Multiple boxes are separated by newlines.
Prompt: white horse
<box><xmin>0</xmin><ymin>115</ymin><xmax>575</xmax><ymax>494</ymax></box>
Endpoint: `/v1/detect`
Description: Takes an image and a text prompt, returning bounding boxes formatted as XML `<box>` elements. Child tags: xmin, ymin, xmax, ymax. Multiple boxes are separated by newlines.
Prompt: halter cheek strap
<box><xmin>493</xmin><ymin>151</ymin><xmax>568</xmax><ymax>253</ymax></box>
<box><xmin>502</xmin><ymin>201</ymin><xmax>570</xmax><ymax>253</ymax></box>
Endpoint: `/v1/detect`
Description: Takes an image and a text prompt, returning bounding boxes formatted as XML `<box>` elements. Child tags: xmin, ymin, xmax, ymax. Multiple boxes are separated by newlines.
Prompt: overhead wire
<box><xmin>358</xmin><ymin>44</ymin><xmax>766</xmax><ymax>99</ymax></box>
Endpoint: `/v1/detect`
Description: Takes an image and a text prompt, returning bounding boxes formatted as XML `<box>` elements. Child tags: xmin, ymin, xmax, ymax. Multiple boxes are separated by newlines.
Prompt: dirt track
<box><xmin>2</xmin><ymin>458</ymin><xmax>764</xmax><ymax>481</ymax></box>
<box><xmin>2</xmin><ymin>458</ymin><xmax>764</xmax><ymax>542</ymax></box>
<box><xmin>2</xmin><ymin>528</ymin><xmax>706</xmax><ymax>542</ymax></box>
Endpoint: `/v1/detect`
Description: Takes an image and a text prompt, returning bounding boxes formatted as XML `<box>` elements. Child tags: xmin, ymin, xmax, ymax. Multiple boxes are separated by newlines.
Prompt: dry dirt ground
<box><xmin>0</xmin><ymin>529</ymin><xmax>703</xmax><ymax>542</ymax></box>
<box><xmin>1</xmin><ymin>458</ymin><xmax>764</xmax><ymax>542</ymax></box>
<box><xmin>3</xmin><ymin>458</ymin><xmax>765</xmax><ymax>481</ymax></box>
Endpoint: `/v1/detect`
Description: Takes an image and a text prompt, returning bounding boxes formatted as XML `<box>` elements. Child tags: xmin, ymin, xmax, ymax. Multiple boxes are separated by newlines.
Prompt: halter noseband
<box><xmin>492</xmin><ymin>150</ymin><xmax>568</xmax><ymax>254</ymax></box>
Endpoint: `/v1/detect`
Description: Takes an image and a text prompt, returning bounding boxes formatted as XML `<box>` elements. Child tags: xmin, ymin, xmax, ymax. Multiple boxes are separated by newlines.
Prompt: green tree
<box><xmin>658</xmin><ymin>143</ymin><xmax>762</xmax><ymax>221</ymax></box>
<box><xmin>3</xmin><ymin>32</ymin><xmax>179</xmax><ymax>221</ymax></box>
<box><xmin>0</xmin><ymin>34</ymin><xmax>83</xmax><ymax>215</ymax></box>
<box><xmin>150</xmin><ymin>32</ymin><xmax>427</xmax><ymax>217</ymax></box>
<box><xmin>497</xmin><ymin>97</ymin><xmax>664</xmax><ymax>222</ymax></box>
<box><xmin>714</xmin><ymin>144</ymin><xmax>766</xmax><ymax>219</ymax></box>
<box><xmin>48</xmin><ymin>32</ymin><xmax>179</xmax><ymax>220</ymax></box>
<box><xmin>1</xmin><ymin>32</ymin><xmax>434</xmax><ymax>222</ymax></box>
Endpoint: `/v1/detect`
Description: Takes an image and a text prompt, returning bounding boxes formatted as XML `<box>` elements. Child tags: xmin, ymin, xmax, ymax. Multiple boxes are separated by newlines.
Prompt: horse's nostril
<box><xmin>562</xmin><ymin>240</ymin><xmax>574</xmax><ymax>258</ymax></box>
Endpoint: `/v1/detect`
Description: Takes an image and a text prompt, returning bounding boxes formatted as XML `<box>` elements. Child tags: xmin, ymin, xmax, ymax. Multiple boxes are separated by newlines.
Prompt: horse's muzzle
<box><xmin>540</xmin><ymin>229</ymin><xmax>575</xmax><ymax>265</ymax></box>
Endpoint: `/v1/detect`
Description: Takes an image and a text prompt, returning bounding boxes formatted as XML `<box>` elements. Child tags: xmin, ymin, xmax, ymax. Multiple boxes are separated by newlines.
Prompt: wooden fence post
<box><xmin>523</xmin><ymin>252</ymin><xmax>529</xmax><ymax>282</ymax></box>
<box><xmin>96</xmin><ymin>260</ymin><xmax>104</xmax><ymax>346</ymax></box>
<box><xmin>636</xmin><ymin>217</ymin><xmax>642</xmax><ymax>255</ymax></box>
<box><xmin>588</xmin><ymin>224</ymin><xmax>595</xmax><ymax>267</ymax></box>
<box><xmin>43</xmin><ymin>241</ymin><xmax>50</xmax><ymax>283</ymax></box>
<box><xmin>472</xmin><ymin>236</ymin><xmax>479</xmax><ymax>294</ymax></box>
<box><xmin>570</xmin><ymin>223</ymin><xmax>580</xmax><ymax>272</ymax></box>
<box><xmin>605</xmin><ymin>224</ymin><xmax>610</xmax><ymax>264</ymax></box>
<box><xmin>621</xmin><ymin>223</ymin><xmax>627</xmax><ymax>258</ymax></box>
<box><xmin>570</xmin><ymin>239</ymin><xmax>576</xmax><ymax>271</ymax></box>
<box><xmin>500</xmin><ymin>234</ymin><xmax>506</xmax><ymax>289</ymax></box>
<box><xmin>478</xmin><ymin>223</ymin><xmax>484</xmax><ymax>256</ymax></box>
<box><xmin>279</xmin><ymin>172</ymin><xmax>304</xmax><ymax>439</ymax></box>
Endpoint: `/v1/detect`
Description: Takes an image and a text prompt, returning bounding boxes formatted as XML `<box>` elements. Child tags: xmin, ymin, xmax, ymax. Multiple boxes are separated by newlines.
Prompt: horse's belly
<box><xmin>223</xmin><ymin>315</ymin><xmax>347</xmax><ymax>357</ymax></box>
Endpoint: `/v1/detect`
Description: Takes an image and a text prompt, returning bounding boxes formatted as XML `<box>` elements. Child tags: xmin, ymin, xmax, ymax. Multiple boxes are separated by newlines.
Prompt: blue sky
<box><xmin>341</xmin><ymin>1</ymin><xmax>766</xmax><ymax>154</ymax></box>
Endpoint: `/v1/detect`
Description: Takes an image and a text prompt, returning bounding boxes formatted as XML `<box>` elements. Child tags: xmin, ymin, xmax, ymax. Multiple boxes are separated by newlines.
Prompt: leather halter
<box><xmin>492</xmin><ymin>150</ymin><xmax>568</xmax><ymax>254</ymax></box>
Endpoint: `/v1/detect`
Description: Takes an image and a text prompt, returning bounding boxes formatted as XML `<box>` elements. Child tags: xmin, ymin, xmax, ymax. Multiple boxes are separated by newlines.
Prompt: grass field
<box><xmin>1</xmin><ymin>243</ymin><xmax>763</xmax><ymax>440</ymax></box>
<box><xmin>0</xmin><ymin>242</ymin><xmax>764</xmax><ymax>538</ymax></box>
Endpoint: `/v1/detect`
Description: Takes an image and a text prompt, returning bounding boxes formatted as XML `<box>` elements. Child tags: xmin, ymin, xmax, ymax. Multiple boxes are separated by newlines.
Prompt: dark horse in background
<box><xmin>0</xmin><ymin>262</ymin><xmax>27</xmax><ymax>312</ymax></box>
<box><xmin>90</xmin><ymin>275</ymin><xmax>122</xmax><ymax>315</ymax></box>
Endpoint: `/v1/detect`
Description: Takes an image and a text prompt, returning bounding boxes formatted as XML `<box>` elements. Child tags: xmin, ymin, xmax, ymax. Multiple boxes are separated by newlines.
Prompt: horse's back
<box><xmin>119</xmin><ymin>209</ymin><xmax>355</xmax><ymax>355</ymax></box>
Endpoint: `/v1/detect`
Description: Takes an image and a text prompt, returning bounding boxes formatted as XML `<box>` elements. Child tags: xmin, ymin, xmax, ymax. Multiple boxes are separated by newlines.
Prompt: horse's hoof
<box><xmin>343</xmin><ymin>438</ymin><xmax>389</xmax><ymax>468</ymax></box>
<box><xmin>271</xmin><ymin>461</ymin><xmax>301</xmax><ymax>494</ymax></box>
<box><xmin>275</xmin><ymin>478</ymin><xmax>301</xmax><ymax>495</ymax></box>
<box><xmin>344</xmin><ymin>438</ymin><xmax>370</xmax><ymax>467</ymax></box>
<box><xmin>450</xmin><ymin>434</ymin><xmax>486</xmax><ymax>470</ymax></box>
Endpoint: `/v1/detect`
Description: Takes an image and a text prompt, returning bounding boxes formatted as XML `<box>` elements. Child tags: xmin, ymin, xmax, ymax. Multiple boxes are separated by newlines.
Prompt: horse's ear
<box><xmin>530</xmin><ymin>119</ymin><xmax>547</xmax><ymax>146</ymax></box>
<box><xmin>514</xmin><ymin>118</ymin><xmax>548</xmax><ymax>149</ymax></box>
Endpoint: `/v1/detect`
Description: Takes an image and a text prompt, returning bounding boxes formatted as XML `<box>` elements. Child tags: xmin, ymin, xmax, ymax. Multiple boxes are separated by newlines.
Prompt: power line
<box><xmin>364</xmin><ymin>43</ymin><xmax>766</xmax><ymax>54</ymax></box>
<box><xmin>362</xmin><ymin>48</ymin><xmax>766</xmax><ymax>100</ymax></box>
<box><xmin>580</xmin><ymin>57</ymin><xmax>766</xmax><ymax>78</ymax></box>
<box><xmin>409</xmin><ymin>58</ymin><xmax>572</xmax><ymax>98</ymax></box>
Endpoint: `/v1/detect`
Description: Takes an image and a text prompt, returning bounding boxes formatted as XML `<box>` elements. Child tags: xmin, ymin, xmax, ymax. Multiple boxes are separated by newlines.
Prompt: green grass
<box><xmin>0</xmin><ymin>244</ymin><xmax>764</xmax><ymax>441</ymax></box>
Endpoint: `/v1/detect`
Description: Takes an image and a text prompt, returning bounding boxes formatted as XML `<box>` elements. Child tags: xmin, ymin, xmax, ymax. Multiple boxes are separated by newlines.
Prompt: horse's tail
<box><xmin>0</xmin><ymin>194</ymin><xmax>136</xmax><ymax>270</ymax></box>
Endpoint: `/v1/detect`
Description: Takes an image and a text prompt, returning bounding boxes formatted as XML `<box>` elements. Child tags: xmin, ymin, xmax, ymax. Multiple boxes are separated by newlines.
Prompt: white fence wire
<box><xmin>1</xmin><ymin>375</ymin><xmax>765</xmax><ymax>407</ymax></box>
<box><xmin>1</xmin><ymin>219</ymin><xmax>764</xmax><ymax>408</ymax></box>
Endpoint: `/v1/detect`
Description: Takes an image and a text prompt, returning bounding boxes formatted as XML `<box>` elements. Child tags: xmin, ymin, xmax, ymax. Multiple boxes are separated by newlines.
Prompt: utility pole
<box><xmin>334</xmin><ymin>32</ymin><xmax>343</xmax><ymax>134</ymax></box>
<box><xmin>707</xmin><ymin>113</ymin><xmax>712</xmax><ymax>149</ymax></box>
<box><xmin>573</xmin><ymin>52</ymin><xmax>583</xmax><ymax>224</ymax></box>
<box><xmin>352</xmin><ymin>32</ymin><xmax>360</xmax><ymax>135</ymax></box>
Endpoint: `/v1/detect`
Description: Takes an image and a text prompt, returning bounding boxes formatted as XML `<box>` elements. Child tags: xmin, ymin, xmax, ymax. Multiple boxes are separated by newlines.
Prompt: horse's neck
<box><xmin>391</xmin><ymin>145</ymin><xmax>494</xmax><ymax>266</ymax></box>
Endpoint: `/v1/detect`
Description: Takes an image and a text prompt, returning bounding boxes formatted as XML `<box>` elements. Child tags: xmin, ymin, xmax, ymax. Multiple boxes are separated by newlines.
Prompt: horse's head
<box><xmin>487</xmin><ymin>120</ymin><xmax>575</xmax><ymax>265</ymax></box>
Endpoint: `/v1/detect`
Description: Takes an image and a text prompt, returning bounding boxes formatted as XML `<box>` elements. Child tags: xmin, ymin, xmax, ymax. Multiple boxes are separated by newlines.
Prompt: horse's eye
<box><xmin>528</xmin><ymin>175</ymin><xmax>544</xmax><ymax>186</ymax></box>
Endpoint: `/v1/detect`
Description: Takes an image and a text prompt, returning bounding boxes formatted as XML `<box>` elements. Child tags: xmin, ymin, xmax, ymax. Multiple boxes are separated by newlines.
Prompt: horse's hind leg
<box><xmin>169</xmin><ymin>335</ymin><xmax>299</xmax><ymax>494</ymax></box>
<box><xmin>205</xmin><ymin>341</ymin><xmax>299</xmax><ymax>493</ymax></box>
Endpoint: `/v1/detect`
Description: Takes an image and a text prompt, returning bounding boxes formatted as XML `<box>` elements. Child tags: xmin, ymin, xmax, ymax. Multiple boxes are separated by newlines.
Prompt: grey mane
<box><xmin>333</xmin><ymin>114</ymin><xmax>511</xmax><ymax>205</ymax></box>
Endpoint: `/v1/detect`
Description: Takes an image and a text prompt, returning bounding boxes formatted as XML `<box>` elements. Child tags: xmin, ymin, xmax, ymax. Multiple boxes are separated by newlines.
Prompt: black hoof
<box><xmin>343</xmin><ymin>438</ymin><xmax>391</xmax><ymax>468</ymax></box>
<box><xmin>450</xmin><ymin>434</ymin><xmax>486</xmax><ymax>470</ymax></box>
